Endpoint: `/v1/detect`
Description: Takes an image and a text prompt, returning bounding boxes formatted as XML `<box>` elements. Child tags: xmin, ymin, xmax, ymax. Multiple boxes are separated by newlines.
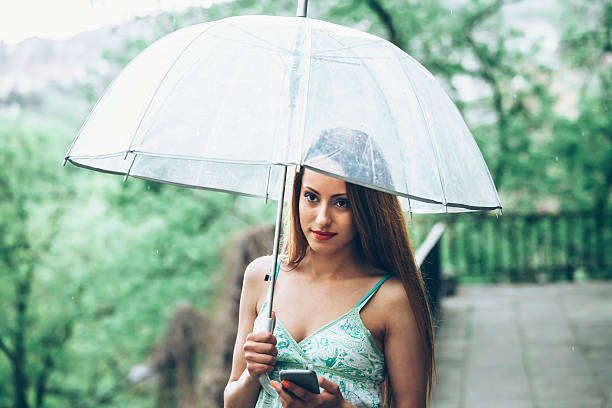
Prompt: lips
<box><xmin>311</xmin><ymin>230</ymin><xmax>337</xmax><ymax>241</ymax></box>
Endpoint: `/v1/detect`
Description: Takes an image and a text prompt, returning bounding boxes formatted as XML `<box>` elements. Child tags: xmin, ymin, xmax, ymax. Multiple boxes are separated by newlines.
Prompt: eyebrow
<box><xmin>303</xmin><ymin>186</ymin><xmax>347</xmax><ymax>199</ymax></box>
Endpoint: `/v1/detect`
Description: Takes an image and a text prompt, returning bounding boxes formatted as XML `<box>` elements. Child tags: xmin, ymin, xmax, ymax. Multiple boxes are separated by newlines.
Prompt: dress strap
<box><xmin>355</xmin><ymin>274</ymin><xmax>392</xmax><ymax>311</ymax></box>
<box><xmin>274</xmin><ymin>260</ymin><xmax>281</xmax><ymax>280</ymax></box>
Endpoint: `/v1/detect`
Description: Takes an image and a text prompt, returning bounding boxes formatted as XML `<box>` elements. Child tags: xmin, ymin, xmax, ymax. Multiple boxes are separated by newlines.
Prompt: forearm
<box><xmin>224</xmin><ymin>369</ymin><xmax>262</xmax><ymax>408</ymax></box>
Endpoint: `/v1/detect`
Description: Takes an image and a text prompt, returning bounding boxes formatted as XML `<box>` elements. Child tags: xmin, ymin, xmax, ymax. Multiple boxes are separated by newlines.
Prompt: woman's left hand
<box><xmin>270</xmin><ymin>376</ymin><xmax>355</xmax><ymax>408</ymax></box>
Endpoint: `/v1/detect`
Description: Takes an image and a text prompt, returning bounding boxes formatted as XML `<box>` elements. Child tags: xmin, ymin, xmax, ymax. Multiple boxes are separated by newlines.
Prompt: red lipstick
<box><xmin>312</xmin><ymin>230</ymin><xmax>336</xmax><ymax>240</ymax></box>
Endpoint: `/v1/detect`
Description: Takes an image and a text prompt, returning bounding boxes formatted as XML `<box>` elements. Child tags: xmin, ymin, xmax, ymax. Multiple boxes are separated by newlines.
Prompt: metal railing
<box><xmin>409</xmin><ymin>209</ymin><xmax>612</xmax><ymax>283</ymax></box>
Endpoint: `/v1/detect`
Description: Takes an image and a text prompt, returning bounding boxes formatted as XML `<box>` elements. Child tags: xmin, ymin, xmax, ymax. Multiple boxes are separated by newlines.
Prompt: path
<box><xmin>432</xmin><ymin>282</ymin><xmax>612</xmax><ymax>408</ymax></box>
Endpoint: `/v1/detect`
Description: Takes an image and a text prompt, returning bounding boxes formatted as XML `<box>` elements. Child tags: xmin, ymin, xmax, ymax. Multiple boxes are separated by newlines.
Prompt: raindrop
<box><xmin>71</xmin><ymin>296</ymin><xmax>75</xmax><ymax>300</ymax></box>
<box><xmin>156</xmin><ymin>249</ymin><xmax>159</xmax><ymax>255</ymax></box>
<box><xmin>450</xmin><ymin>9</ymin><xmax>453</xmax><ymax>15</ymax></box>
<box><xmin>555</xmin><ymin>156</ymin><xmax>559</xmax><ymax>161</ymax></box>
<box><xmin>571</xmin><ymin>345</ymin><xmax>575</xmax><ymax>351</ymax></box>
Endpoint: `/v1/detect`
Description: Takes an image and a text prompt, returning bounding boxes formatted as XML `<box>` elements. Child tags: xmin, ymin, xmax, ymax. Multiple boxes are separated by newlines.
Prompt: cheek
<box><xmin>298</xmin><ymin>201</ymin><xmax>311</xmax><ymax>227</ymax></box>
<box><xmin>338</xmin><ymin>212</ymin><xmax>356</xmax><ymax>235</ymax></box>
<box><xmin>346</xmin><ymin>216</ymin><xmax>356</xmax><ymax>236</ymax></box>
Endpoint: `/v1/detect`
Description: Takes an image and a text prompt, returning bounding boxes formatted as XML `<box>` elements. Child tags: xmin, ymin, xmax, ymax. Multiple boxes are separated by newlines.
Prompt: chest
<box><xmin>259</xmin><ymin>274</ymin><xmax>386</xmax><ymax>352</ymax></box>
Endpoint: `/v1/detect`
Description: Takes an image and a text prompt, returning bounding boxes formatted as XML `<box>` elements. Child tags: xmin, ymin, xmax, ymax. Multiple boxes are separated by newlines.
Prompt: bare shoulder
<box><xmin>242</xmin><ymin>255</ymin><xmax>275</xmax><ymax>312</ymax></box>
<box><xmin>243</xmin><ymin>255</ymin><xmax>274</xmax><ymax>284</ymax></box>
<box><xmin>374</xmin><ymin>276</ymin><xmax>416</xmax><ymax>330</ymax></box>
<box><xmin>377</xmin><ymin>276</ymin><xmax>412</xmax><ymax>309</ymax></box>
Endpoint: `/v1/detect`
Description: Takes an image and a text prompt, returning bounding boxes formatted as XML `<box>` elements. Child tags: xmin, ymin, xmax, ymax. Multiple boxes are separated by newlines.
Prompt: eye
<box><xmin>335</xmin><ymin>199</ymin><xmax>349</xmax><ymax>209</ymax></box>
<box><xmin>304</xmin><ymin>192</ymin><xmax>318</xmax><ymax>202</ymax></box>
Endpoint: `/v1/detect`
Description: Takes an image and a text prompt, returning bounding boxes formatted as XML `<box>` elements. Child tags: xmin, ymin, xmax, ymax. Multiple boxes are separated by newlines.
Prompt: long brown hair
<box><xmin>282</xmin><ymin>167</ymin><xmax>436</xmax><ymax>406</ymax></box>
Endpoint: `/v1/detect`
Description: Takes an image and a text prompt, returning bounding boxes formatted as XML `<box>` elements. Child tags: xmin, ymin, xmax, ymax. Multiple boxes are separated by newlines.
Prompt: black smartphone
<box><xmin>279</xmin><ymin>369</ymin><xmax>320</xmax><ymax>394</ymax></box>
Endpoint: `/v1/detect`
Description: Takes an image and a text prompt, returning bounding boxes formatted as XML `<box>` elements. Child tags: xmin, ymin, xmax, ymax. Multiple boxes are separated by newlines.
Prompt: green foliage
<box><xmin>0</xmin><ymin>110</ymin><xmax>274</xmax><ymax>407</ymax></box>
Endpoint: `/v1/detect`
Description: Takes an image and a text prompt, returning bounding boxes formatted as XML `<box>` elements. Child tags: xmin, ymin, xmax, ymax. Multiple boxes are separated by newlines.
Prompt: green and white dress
<box><xmin>253</xmin><ymin>264</ymin><xmax>391</xmax><ymax>408</ymax></box>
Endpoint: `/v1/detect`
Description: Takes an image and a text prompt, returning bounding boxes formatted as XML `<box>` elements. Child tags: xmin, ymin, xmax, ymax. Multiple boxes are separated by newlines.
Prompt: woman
<box><xmin>224</xmin><ymin>128</ymin><xmax>435</xmax><ymax>408</ymax></box>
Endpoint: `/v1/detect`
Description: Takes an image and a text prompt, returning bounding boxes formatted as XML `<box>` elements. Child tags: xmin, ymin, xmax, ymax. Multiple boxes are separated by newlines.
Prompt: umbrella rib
<box><xmin>314</xmin><ymin>38</ymin><xmax>385</xmax><ymax>55</ymax></box>
<box><xmin>69</xmin><ymin>150</ymin><xmax>295</xmax><ymax>166</ymax></box>
<box><xmin>392</xmin><ymin>46</ymin><xmax>449</xmax><ymax>210</ymax></box>
<box><xmin>296</xmin><ymin>18</ymin><xmax>313</xmax><ymax>166</ymax></box>
<box><xmin>68</xmin><ymin>158</ymin><xmax>273</xmax><ymax>199</ymax></box>
<box><xmin>323</xmin><ymin>32</ymin><xmax>406</xmax><ymax>201</ymax></box>
<box><xmin>301</xmin><ymin>165</ymin><xmax>498</xmax><ymax>211</ymax></box>
<box><xmin>122</xmin><ymin>19</ymin><xmax>226</xmax><ymax>178</ymax></box>
<box><xmin>389</xmin><ymin>48</ymin><xmax>419</xmax><ymax>213</ymax></box>
<box><xmin>265</xmin><ymin>30</ymin><xmax>299</xmax><ymax>201</ymax></box>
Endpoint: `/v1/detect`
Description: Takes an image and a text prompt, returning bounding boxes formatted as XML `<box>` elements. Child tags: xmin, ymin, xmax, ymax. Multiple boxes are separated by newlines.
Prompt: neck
<box><xmin>302</xmin><ymin>241</ymin><xmax>366</xmax><ymax>280</ymax></box>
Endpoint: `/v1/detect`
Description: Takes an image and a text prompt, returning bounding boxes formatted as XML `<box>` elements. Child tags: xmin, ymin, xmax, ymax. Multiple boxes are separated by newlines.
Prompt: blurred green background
<box><xmin>1</xmin><ymin>0</ymin><xmax>610</xmax><ymax>406</ymax></box>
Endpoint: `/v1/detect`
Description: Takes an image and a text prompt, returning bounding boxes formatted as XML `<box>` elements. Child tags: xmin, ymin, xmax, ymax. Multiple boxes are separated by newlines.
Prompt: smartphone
<box><xmin>279</xmin><ymin>369</ymin><xmax>320</xmax><ymax>394</ymax></box>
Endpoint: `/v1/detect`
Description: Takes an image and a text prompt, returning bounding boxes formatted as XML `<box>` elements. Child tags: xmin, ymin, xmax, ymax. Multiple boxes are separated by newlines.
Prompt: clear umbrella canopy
<box><xmin>65</xmin><ymin>15</ymin><xmax>501</xmax><ymax>213</ymax></box>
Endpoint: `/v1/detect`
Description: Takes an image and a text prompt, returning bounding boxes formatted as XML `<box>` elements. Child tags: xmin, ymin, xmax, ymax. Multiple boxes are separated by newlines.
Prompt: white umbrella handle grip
<box><xmin>257</xmin><ymin>317</ymin><xmax>276</xmax><ymax>395</ymax></box>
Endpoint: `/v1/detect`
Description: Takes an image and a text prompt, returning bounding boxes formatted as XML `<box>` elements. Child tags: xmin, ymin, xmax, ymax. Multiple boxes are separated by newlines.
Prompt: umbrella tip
<box><xmin>61</xmin><ymin>158</ymin><xmax>67</xmax><ymax>167</ymax></box>
<box><xmin>123</xmin><ymin>174</ymin><xmax>129</xmax><ymax>183</ymax></box>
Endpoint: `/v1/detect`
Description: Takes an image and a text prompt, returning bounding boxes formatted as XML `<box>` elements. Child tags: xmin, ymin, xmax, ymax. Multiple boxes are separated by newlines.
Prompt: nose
<box><xmin>315</xmin><ymin>203</ymin><xmax>331</xmax><ymax>227</ymax></box>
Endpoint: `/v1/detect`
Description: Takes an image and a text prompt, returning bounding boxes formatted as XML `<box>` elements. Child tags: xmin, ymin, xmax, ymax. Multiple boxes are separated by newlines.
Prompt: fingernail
<box><xmin>270</xmin><ymin>380</ymin><xmax>279</xmax><ymax>388</ymax></box>
<box><xmin>281</xmin><ymin>380</ymin><xmax>289</xmax><ymax>388</ymax></box>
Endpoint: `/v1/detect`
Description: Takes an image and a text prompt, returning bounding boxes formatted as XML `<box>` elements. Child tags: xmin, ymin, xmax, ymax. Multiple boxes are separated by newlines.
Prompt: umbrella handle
<box><xmin>256</xmin><ymin>317</ymin><xmax>276</xmax><ymax>394</ymax></box>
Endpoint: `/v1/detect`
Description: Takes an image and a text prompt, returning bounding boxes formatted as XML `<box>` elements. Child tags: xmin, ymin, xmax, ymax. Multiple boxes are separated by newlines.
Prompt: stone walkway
<box><xmin>432</xmin><ymin>282</ymin><xmax>612</xmax><ymax>408</ymax></box>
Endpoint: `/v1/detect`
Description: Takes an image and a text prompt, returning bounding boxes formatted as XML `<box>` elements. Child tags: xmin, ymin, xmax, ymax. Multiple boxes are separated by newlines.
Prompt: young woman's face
<box><xmin>298</xmin><ymin>168</ymin><xmax>356</xmax><ymax>254</ymax></box>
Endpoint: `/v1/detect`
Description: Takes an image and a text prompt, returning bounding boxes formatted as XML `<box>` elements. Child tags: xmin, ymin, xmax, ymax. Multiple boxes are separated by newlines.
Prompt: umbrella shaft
<box><xmin>296</xmin><ymin>0</ymin><xmax>308</xmax><ymax>17</ymax></box>
<box><xmin>265</xmin><ymin>165</ymin><xmax>289</xmax><ymax>319</ymax></box>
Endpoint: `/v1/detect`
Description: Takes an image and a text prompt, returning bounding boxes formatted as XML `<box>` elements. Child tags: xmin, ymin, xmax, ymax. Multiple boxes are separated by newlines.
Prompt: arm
<box><xmin>383</xmin><ymin>284</ymin><xmax>428</xmax><ymax>408</ymax></box>
<box><xmin>224</xmin><ymin>256</ymin><xmax>277</xmax><ymax>408</ymax></box>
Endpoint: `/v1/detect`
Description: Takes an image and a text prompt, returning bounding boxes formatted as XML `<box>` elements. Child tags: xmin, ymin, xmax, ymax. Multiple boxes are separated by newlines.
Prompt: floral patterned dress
<box><xmin>253</xmin><ymin>265</ymin><xmax>391</xmax><ymax>408</ymax></box>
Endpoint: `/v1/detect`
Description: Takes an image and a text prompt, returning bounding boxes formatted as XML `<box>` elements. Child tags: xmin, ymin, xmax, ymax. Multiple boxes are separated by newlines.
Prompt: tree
<box><xmin>551</xmin><ymin>0</ymin><xmax>612</xmax><ymax>210</ymax></box>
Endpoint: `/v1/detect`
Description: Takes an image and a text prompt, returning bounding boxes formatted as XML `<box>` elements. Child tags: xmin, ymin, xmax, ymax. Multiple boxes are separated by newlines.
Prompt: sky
<box><xmin>0</xmin><ymin>0</ymin><xmax>226</xmax><ymax>44</ymax></box>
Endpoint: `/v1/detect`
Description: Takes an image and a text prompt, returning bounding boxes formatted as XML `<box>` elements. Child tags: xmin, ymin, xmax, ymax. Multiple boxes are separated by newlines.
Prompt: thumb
<box><xmin>318</xmin><ymin>376</ymin><xmax>340</xmax><ymax>394</ymax></box>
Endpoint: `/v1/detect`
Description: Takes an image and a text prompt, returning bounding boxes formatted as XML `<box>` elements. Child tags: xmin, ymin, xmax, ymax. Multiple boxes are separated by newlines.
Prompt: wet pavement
<box><xmin>432</xmin><ymin>282</ymin><xmax>612</xmax><ymax>408</ymax></box>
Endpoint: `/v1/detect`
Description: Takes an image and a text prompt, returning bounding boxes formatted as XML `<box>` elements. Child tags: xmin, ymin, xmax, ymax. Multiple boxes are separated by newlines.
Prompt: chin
<box><xmin>307</xmin><ymin>237</ymin><xmax>349</xmax><ymax>255</ymax></box>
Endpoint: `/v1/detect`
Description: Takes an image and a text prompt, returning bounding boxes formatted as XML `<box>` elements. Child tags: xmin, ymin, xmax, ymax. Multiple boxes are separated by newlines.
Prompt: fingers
<box><xmin>243</xmin><ymin>353</ymin><xmax>275</xmax><ymax>376</ymax></box>
<box><xmin>243</xmin><ymin>339</ymin><xmax>278</xmax><ymax>356</ymax></box>
<box><xmin>246</xmin><ymin>331</ymin><xmax>277</xmax><ymax>345</ymax></box>
<box><xmin>270</xmin><ymin>380</ymin><xmax>307</xmax><ymax>408</ymax></box>
<box><xmin>318</xmin><ymin>375</ymin><xmax>341</xmax><ymax>395</ymax></box>
<box><xmin>244</xmin><ymin>351</ymin><xmax>276</xmax><ymax>366</ymax></box>
<box><xmin>245</xmin><ymin>361</ymin><xmax>274</xmax><ymax>376</ymax></box>
<box><xmin>280</xmin><ymin>380</ymin><xmax>313</xmax><ymax>401</ymax></box>
<box><xmin>243</xmin><ymin>332</ymin><xmax>278</xmax><ymax>377</ymax></box>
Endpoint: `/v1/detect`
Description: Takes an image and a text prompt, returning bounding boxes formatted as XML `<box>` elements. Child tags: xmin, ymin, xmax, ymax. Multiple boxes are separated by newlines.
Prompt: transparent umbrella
<box><xmin>63</xmin><ymin>0</ymin><xmax>501</xmax><ymax>394</ymax></box>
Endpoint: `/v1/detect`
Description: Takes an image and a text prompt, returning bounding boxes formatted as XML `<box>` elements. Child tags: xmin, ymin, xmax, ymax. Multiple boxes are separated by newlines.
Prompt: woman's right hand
<box><xmin>243</xmin><ymin>313</ymin><xmax>278</xmax><ymax>377</ymax></box>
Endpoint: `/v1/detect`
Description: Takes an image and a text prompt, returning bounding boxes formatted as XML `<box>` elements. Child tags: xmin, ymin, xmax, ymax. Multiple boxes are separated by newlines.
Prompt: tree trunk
<box><xmin>14</xmin><ymin>273</ymin><xmax>32</xmax><ymax>408</ymax></box>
